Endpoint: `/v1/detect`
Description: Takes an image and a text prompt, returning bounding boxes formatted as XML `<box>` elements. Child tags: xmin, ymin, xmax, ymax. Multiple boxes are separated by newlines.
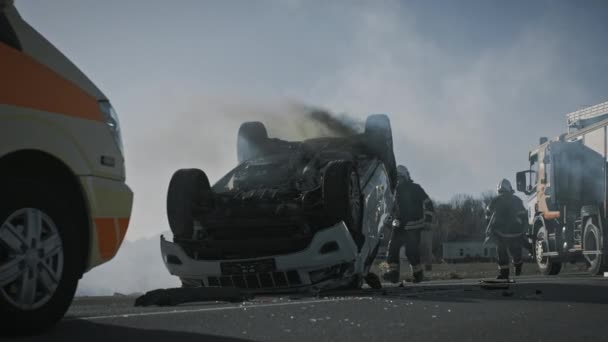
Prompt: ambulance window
<box><xmin>0</xmin><ymin>13</ymin><xmax>21</xmax><ymax>50</ymax></box>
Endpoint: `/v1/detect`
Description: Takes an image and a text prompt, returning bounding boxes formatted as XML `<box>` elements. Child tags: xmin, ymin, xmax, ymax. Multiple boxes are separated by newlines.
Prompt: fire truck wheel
<box><xmin>583</xmin><ymin>220</ymin><xmax>607</xmax><ymax>275</ymax></box>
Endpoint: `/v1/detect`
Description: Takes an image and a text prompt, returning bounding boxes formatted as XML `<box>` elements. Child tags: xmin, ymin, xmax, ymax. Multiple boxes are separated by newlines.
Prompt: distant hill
<box><xmin>76</xmin><ymin>233</ymin><xmax>180</xmax><ymax>296</ymax></box>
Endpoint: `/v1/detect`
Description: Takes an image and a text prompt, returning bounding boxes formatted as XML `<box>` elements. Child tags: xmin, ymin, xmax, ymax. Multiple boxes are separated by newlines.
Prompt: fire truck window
<box><xmin>584</xmin><ymin>128</ymin><xmax>605</xmax><ymax>159</ymax></box>
<box><xmin>530</xmin><ymin>154</ymin><xmax>539</xmax><ymax>186</ymax></box>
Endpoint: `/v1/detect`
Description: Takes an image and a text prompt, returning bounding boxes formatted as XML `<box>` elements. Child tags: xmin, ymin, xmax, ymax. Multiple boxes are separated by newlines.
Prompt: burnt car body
<box><xmin>160</xmin><ymin>114</ymin><xmax>397</xmax><ymax>292</ymax></box>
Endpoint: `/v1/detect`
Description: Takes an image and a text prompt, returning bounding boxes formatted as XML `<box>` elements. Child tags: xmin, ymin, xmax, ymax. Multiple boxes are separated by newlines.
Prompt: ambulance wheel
<box><xmin>0</xmin><ymin>180</ymin><xmax>81</xmax><ymax>336</ymax></box>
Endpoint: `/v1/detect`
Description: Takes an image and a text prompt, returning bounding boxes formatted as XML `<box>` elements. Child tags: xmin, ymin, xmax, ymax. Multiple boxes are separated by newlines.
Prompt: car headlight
<box><xmin>99</xmin><ymin>100</ymin><xmax>124</xmax><ymax>155</ymax></box>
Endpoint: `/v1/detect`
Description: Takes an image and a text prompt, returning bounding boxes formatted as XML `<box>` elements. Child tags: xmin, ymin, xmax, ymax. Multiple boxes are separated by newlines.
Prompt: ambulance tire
<box><xmin>0</xmin><ymin>180</ymin><xmax>81</xmax><ymax>336</ymax></box>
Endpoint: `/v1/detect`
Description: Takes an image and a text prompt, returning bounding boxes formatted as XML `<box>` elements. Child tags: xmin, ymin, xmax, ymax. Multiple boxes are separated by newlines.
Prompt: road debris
<box><xmin>134</xmin><ymin>287</ymin><xmax>252</xmax><ymax>307</ymax></box>
<box><xmin>479</xmin><ymin>278</ymin><xmax>514</xmax><ymax>290</ymax></box>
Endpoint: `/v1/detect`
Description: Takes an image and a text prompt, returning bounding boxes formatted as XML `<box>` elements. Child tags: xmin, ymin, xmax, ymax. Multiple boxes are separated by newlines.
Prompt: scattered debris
<box><xmin>134</xmin><ymin>287</ymin><xmax>251</xmax><ymax>307</ymax></box>
<box><xmin>479</xmin><ymin>278</ymin><xmax>513</xmax><ymax>290</ymax></box>
<box><xmin>501</xmin><ymin>291</ymin><xmax>514</xmax><ymax>297</ymax></box>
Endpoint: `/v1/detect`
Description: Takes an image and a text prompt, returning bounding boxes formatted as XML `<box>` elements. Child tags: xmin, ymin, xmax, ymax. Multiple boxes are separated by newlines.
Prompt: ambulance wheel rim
<box><xmin>0</xmin><ymin>208</ymin><xmax>64</xmax><ymax>310</ymax></box>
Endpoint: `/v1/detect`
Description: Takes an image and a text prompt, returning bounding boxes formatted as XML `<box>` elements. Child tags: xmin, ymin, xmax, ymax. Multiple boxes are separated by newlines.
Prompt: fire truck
<box><xmin>516</xmin><ymin>101</ymin><xmax>608</xmax><ymax>276</ymax></box>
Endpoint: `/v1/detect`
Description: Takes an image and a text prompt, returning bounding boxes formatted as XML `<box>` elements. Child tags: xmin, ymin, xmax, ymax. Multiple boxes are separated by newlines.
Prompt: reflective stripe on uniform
<box><xmin>404</xmin><ymin>217</ymin><xmax>426</xmax><ymax>230</ymax></box>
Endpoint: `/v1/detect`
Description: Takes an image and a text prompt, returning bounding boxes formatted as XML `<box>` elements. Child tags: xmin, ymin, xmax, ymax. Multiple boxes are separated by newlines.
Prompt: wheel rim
<box><xmin>584</xmin><ymin>225</ymin><xmax>599</xmax><ymax>264</ymax></box>
<box><xmin>349</xmin><ymin>171</ymin><xmax>361</xmax><ymax>231</ymax></box>
<box><xmin>535</xmin><ymin>228</ymin><xmax>549</xmax><ymax>268</ymax></box>
<box><xmin>0</xmin><ymin>208</ymin><xmax>64</xmax><ymax>310</ymax></box>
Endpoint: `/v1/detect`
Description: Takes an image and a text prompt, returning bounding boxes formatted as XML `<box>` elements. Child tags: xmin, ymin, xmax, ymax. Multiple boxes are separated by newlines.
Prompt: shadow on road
<box><xmin>9</xmin><ymin>319</ymin><xmax>253</xmax><ymax>342</ymax></box>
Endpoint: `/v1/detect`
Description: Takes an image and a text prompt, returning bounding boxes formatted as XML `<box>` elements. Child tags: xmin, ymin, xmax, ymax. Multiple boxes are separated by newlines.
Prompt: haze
<box><xmin>14</xmin><ymin>0</ymin><xmax>608</xmax><ymax>294</ymax></box>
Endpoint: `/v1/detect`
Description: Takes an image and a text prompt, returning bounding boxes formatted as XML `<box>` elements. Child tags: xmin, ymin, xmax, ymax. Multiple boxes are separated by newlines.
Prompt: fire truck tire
<box><xmin>583</xmin><ymin>220</ymin><xmax>608</xmax><ymax>275</ymax></box>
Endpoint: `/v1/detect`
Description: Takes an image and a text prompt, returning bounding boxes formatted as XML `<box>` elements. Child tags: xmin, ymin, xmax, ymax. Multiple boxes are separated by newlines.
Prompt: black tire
<box><xmin>0</xmin><ymin>180</ymin><xmax>82</xmax><ymax>336</ymax></box>
<box><xmin>535</xmin><ymin>225</ymin><xmax>562</xmax><ymax>275</ymax></box>
<box><xmin>237</xmin><ymin>121</ymin><xmax>269</xmax><ymax>163</ymax></box>
<box><xmin>364</xmin><ymin>114</ymin><xmax>397</xmax><ymax>185</ymax></box>
<box><xmin>167</xmin><ymin>169</ymin><xmax>211</xmax><ymax>240</ymax></box>
<box><xmin>322</xmin><ymin>161</ymin><xmax>363</xmax><ymax>242</ymax></box>
<box><xmin>583</xmin><ymin>220</ymin><xmax>607</xmax><ymax>275</ymax></box>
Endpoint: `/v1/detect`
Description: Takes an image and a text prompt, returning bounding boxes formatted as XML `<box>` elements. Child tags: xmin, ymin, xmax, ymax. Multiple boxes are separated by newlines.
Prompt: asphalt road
<box><xmin>8</xmin><ymin>274</ymin><xmax>608</xmax><ymax>342</ymax></box>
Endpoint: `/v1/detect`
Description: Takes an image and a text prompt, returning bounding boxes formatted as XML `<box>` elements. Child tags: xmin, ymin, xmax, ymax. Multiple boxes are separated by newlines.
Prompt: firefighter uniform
<box><xmin>486</xmin><ymin>179</ymin><xmax>528</xmax><ymax>279</ymax></box>
<box><xmin>383</xmin><ymin>166</ymin><xmax>434</xmax><ymax>283</ymax></box>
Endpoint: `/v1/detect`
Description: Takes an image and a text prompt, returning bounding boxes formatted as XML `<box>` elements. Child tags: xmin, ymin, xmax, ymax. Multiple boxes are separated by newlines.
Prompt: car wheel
<box><xmin>583</xmin><ymin>220</ymin><xmax>607</xmax><ymax>275</ymax></box>
<box><xmin>535</xmin><ymin>225</ymin><xmax>561</xmax><ymax>276</ymax></box>
<box><xmin>322</xmin><ymin>160</ymin><xmax>363</xmax><ymax>243</ymax></box>
<box><xmin>237</xmin><ymin>121</ymin><xmax>269</xmax><ymax>163</ymax></box>
<box><xmin>0</xmin><ymin>180</ymin><xmax>81</xmax><ymax>336</ymax></box>
<box><xmin>167</xmin><ymin>169</ymin><xmax>212</xmax><ymax>240</ymax></box>
<box><xmin>365</xmin><ymin>114</ymin><xmax>397</xmax><ymax>185</ymax></box>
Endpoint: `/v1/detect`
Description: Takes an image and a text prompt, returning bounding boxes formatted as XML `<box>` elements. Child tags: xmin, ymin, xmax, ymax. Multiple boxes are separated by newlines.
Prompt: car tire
<box><xmin>0</xmin><ymin>180</ymin><xmax>81</xmax><ymax>336</ymax></box>
<box><xmin>237</xmin><ymin>121</ymin><xmax>269</xmax><ymax>163</ymax></box>
<box><xmin>535</xmin><ymin>225</ymin><xmax>562</xmax><ymax>276</ymax></box>
<box><xmin>322</xmin><ymin>160</ymin><xmax>363</xmax><ymax>243</ymax></box>
<box><xmin>583</xmin><ymin>220</ymin><xmax>607</xmax><ymax>275</ymax></box>
<box><xmin>364</xmin><ymin>114</ymin><xmax>397</xmax><ymax>185</ymax></box>
<box><xmin>167</xmin><ymin>169</ymin><xmax>212</xmax><ymax>240</ymax></box>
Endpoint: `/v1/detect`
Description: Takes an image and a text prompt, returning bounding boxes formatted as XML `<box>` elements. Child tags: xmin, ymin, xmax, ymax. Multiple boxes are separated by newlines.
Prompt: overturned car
<box><xmin>160</xmin><ymin>114</ymin><xmax>397</xmax><ymax>292</ymax></box>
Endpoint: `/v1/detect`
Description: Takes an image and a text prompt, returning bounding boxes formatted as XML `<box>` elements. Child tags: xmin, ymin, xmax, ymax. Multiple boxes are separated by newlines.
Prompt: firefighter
<box><xmin>485</xmin><ymin>179</ymin><xmax>528</xmax><ymax>279</ymax></box>
<box><xmin>383</xmin><ymin>165</ymin><xmax>435</xmax><ymax>284</ymax></box>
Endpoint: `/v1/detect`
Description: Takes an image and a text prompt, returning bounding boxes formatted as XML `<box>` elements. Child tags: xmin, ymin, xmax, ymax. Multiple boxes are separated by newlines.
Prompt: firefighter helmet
<box><xmin>497</xmin><ymin>178</ymin><xmax>514</xmax><ymax>194</ymax></box>
<box><xmin>397</xmin><ymin>165</ymin><xmax>411</xmax><ymax>182</ymax></box>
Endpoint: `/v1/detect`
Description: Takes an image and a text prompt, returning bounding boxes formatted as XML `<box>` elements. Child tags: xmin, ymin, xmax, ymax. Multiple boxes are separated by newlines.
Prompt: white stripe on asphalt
<box><xmin>67</xmin><ymin>296</ymin><xmax>373</xmax><ymax>321</ymax></box>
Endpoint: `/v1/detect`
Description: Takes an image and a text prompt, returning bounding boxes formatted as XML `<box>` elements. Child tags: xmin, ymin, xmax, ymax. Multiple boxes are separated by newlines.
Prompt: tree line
<box><xmin>429</xmin><ymin>192</ymin><xmax>496</xmax><ymax>259</ymax></box>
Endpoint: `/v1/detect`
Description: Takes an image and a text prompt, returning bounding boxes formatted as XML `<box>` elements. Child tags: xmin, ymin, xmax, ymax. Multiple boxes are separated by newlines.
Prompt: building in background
<box><xmin>442</xmin><ymin>241</ymin><xmax>496</xmax><ymax>262</ymax></box>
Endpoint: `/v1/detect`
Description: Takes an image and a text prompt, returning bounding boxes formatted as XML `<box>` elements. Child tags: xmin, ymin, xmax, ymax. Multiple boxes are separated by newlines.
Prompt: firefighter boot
<box><xmin>514</xmin><ymin>262</ymin><xmax>523</xmax><ymax>276</ymax></box>
<box><xmin>382</xmin><ymin>263</ymin><xmax>400</xmax><ymax>284</ymax></box>
<box><xmin>496</xmin><ymin>266</ymin><xmax>510</xmax><ymax>280</ymax></box>
<box><xmin>412</xmin><ymin>265</ymin><xmax>424</xmax><ymax>283</ymax></box>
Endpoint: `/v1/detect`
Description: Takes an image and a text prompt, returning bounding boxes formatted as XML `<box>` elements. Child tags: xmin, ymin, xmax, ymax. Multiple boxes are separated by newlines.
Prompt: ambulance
<box><xmin>0</xmin><ymin>0</ymin><xmax>133</xmax><ymax>334</ymax></box>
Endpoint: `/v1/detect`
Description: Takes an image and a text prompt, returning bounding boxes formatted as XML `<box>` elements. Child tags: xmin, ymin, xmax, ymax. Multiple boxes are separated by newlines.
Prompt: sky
<box><xmin>16</xmin><ymin>0</ymin><xmax>608</xmax><ymax>243</ymax></box>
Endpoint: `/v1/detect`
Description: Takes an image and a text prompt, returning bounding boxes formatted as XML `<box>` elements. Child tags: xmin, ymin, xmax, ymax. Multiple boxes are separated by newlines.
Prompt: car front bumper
<box><xmin>160</xmin><ymin>222</ymin><xmax>360</xmax><ymax>292</ymax></box>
